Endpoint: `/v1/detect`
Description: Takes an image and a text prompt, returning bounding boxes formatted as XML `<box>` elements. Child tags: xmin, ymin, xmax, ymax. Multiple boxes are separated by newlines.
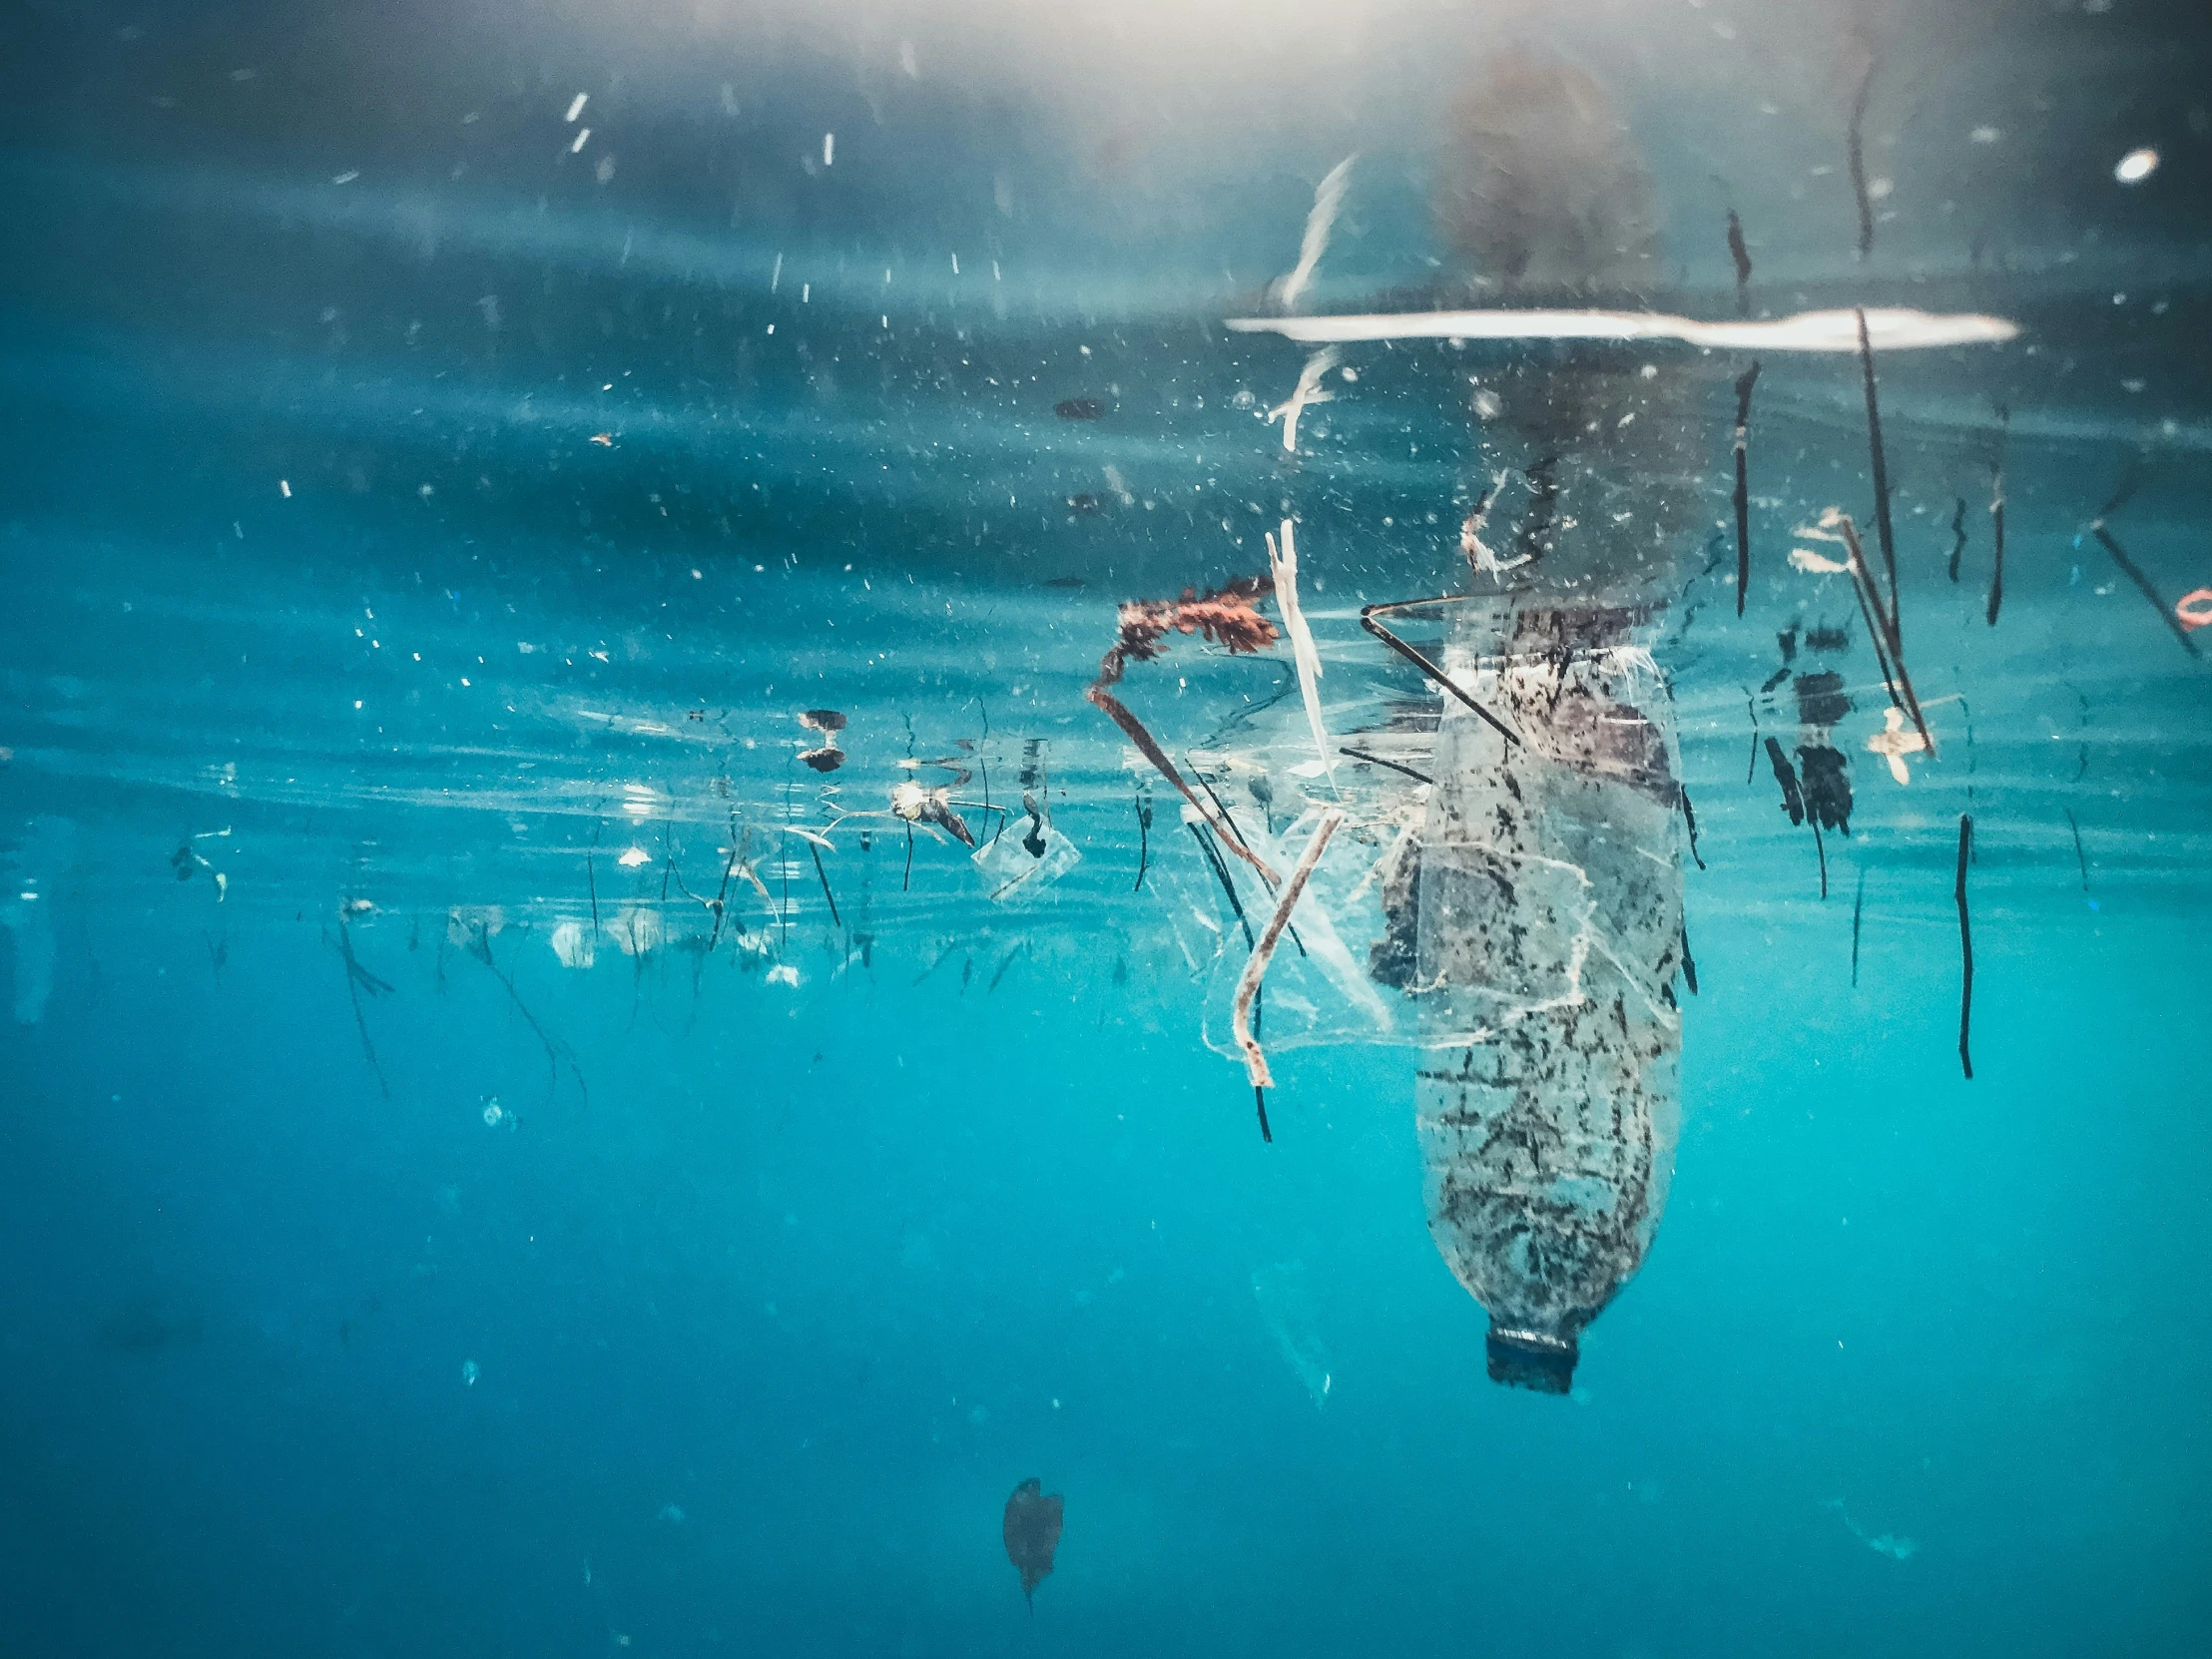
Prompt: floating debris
<box><xmin>890</xmin><ymin>781</ymin><xmax>976</xmax><ymax>847</ymax></box>
<box><xmin>1865</xmin><ymin>706</ymin><xmax>1927</xmax><ymax>784</ymax></box>
<box><xmin>1987</xmin><ymin>407</ymin><xmax>2009</xmax><ymax>625</ymax></box>
<box><xmin>1231</xmin><ymin>810</ymin><xmax>1344</xmax><ymax>1096</ymax></box>
<box><xmin>1253</xmin><ymin>1261</ymin><xmax>1335</xmax><ymax>1407</ymax></box>
<box><xmin>1085</xmin><ymin>579</ymin><xmax>1282</xmax><ymax>883</ymax></box>
<box><xmin>1847</xmin><ymin>50</ymin><xmax>1880</xmax><ymax>259</ymax></box>
<box><xmin>1955</xmin><ymin>815</ymin><xmax>1975</xmax><ymax>1081</ymax></box>
<box><xmin>1001</xmin><ymin>1478</ymin><xmax>1063</xmax><ymax>1611</ymax></box>
<box><xmin>2177</xmin><ymin>588</ymin><xmax>2212</xmax><ymax>632</ymax></box>
<box><xmin>1726</xmin><ymin>209</ymin><xmax>1753</xmax><ymax>309</ymax></box>
<box><xmin>331</xmin><ymin>911</ymin><xmax>394</xmax><ymax>1099</ymax></box>
<box><xmin>1732</xmin><ymin>361</ymin><xmax>1762</xmax><ymax>615</ymax></box>
<box><xmin>2091</xmin><ymin>522</ymin><xmax>2203</xmax><ymax>661</ymax></box>
<box><xmin>1267</xmin><ymin>347</ymin><xmax>1339</xmax><ymax>453</ymax></box>
<box><xmin>1266</xmin><ymin>519</ymin><xmax>1333</xmax><ymax>784</ymax></box>
<box><xmin>1270</xmin><ymin>155</ymin><xmax>1355</xmax><ymax>312</ymax></box>
<box><xmin>1052</xmin><ymin>398</ymin><xmax>1103</xmax><ymax>421</ymax></box>
<box><xmin>798</xmin><ymin>709</ymin><xmax>848</xmax><ymax>773</ymax></box>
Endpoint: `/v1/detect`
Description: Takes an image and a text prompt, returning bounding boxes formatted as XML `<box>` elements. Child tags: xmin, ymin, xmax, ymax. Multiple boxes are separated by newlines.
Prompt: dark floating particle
<box><xmin>799</xmin><ymin>747</ymin><xmax>844</xmax><ymax>773</ymax></box>
<box><xmin>1053</xmin><ymin>398</ymin><xmax>1105</xmax><ymax>420</ymax></box>
<box><xmin>1065</xmin><ymin>492</ymin><xmax>1103</xmax><ymax>514</ymax></box>
<box><xmin>798</xmin><ymin>709</ymin><xmax>847</xmax><ymax>734</ymax></box>
<box><xmin>1045</xmin><ymin>575</ymin><xmax>1089</xmax><ymax>589</ymax></box>
<box><xmin>1002</xmin><ymin>1477</ymin><xmax>1064</xmax><ymax>1612</ymax></box>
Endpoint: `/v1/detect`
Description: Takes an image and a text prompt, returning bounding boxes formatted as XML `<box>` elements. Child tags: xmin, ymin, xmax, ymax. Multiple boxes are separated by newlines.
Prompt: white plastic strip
<box><xmin>1224</xmin><ymin>304</ymin><xmax>2018</xmax><ymax>352</ymax></box>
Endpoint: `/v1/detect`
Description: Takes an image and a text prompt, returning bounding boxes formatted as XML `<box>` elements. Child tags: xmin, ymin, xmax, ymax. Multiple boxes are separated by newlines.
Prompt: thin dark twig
<box><xmin>1733</xmin><ymin>360</ymin><xmax>1762</xmax><ymax>616</ymax></box>
<box><xmin>1188</xmin><ymin>763</ymin><xmax>1305</xmax><ymax>956</ymax></box>
<box><xmin>2065</xmin><ymin>809</ymin><xmax>2089</xmax><ymax>892</ymax></box>
<box><xmin>808</xmin><ymin>840</ymin><xmax>841</xmax><ymax>927</ymax></box>
<box><xmin>1360</xmin><ymin>597</ymin><xmax>1522</xmax><ymax>747</ymax></box>
<box><xmin>1680</xmin><ymin>921</ymin><xmax>1699</xmax><ymax>995</ymax></box>
<box><xmin>1836</xmin><ymin>514</ymin><xmax>1936</xmax><ymax>756</ymax></box>
<box><xmin>1726</xmin><ymin>209</ymin><xmax>1753</xmax><ymax>311</ymax></box>
<box><xmin>1848</xmin><ymin>55</ymin><xmax>1878</xmax><ymax>259</ymax></box>
<box><xmin>1338</xmin><ymin>746</ymin><xmax>1433</xmax><ymax>787</ymax></box>
<box><xmin>2092</xmin><ymin>524</ymin><xmax>2203</xmax><ymax>659</ymax></box>
<box><xmin>585</xmin><ymin>851</ymin><xmax>600</xmax><ymax>937</ymax></box>
<box><xmin>1851</xmin><ymin>867</ymin><xmax>1865</xmax><ymax>987</ymax></box>
<box><xmin>1954</xmin><ymin>815</ymin><xmax>1974</xmax><ymax>1081</ymax></box>
<box><xmin>330</xmin><ymin>916</ymin><xmax>392</xmax><ymax>1099</ymax></box>
<box><xmin>470</xmin><ymin>924</ymin><xmax>589</xmax><ymax>1110</ymax></box>
<box><xmin>1856</xmin><ymin>309</ymin><xmax>1900</xmax><ymax>625</ymax></box>
<box><xmin>1986</xmin><ymin>407</ymin><xmax>2009</xmax><ymax>625</ymax></box>
<box><xmin>1681</xmin><ymin>785</ymin><xmax>1707</xmax><ymax>871</ymax></box>
<box><xmin>1948</xmin><ymin>497</ymin><xmax>1967</xmax><ymax>584</ymax></box>
<box><xmin>902</xmin><ymin>823</ymin><xmax>914</xmax><ymax>891</ymax></box>
<box><xmin>1133</xmin><ymin>790</ymin><xmax>1153</xmax><ymax>892</ymax></box>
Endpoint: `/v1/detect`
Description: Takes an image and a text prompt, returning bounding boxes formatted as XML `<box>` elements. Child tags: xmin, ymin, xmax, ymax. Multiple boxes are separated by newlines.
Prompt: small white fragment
<box><xmin>616</xmin><ymin>846</ymin><xmax>650</xmax><ymax>867</ymax></box>
<box><xmin>278</xmin><ymin>478</ymin><xmax>291</xmax><ymax>497</ymax></box>
<box><xmin>1866</xmin><ymin>705</ymin><xmax>1928</xmax><ymax>785</ymax></box>
<box><xmin>1789</xmin><ymin>547</ymin><xmax>1851</xmax><ymax>574</ymax></box>
<box><xmin>570</xmin><ymin>128</ymin><xmax>590</xmax><ymax>154</ymax></box>
<box><xmin>823</xmin><ymin>132</ymin><xmax>834</xmax><ymax>167</ymax></box>
<box><xmin>461</xmin><ymin>1360</ymin><xmax>480</xmax><ymax>1385</ymax></box>
<box><xmin>1970</xmin><ymin>126</ymin><xmax>2002</xmax><ymax>144</ymax></box>
<box><xmin>331</xmin><ymin>170</ymin><xmax>358</xmax><ymax>185</ymax></box>
<box><xmin>2114</xmin><ymin>148</ymin><xmax>2158</xmax><ymax>185</ymax></box>
<box><xmin>565</xmin><ymin>93</ymin><xmax>588</xmax><ymax>123</ymax></box>
<box><xmin>767</xmin><ymin>963</ymin><xmax>801</xmax><ymax>987</ymax></box>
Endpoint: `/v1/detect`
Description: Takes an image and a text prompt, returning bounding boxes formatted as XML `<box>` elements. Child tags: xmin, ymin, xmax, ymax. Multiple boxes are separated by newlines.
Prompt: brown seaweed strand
<box><xmin>1954</xmin><ymin>814</ymin><xmax>1974</xmax><ymax>1081</ymax></box>
<box><xmin>1733</xmin><ymin>360</ymin><xmax>1763</xmax><ymax>616</ymax></box>
<box><xmin>1856</xmin><ymin>309</ymin><xmax>1900</xmax><ymax>628</ymax></box>
<box><xmin>1086</xmin><ymin>685</ymin><xmax>1281</xmax><ymax>884</ymax></box>
<box><xmin>1232</xmin><ymin>810</ymin><xmax>1344</xmax><ymax>1095</ymax></box>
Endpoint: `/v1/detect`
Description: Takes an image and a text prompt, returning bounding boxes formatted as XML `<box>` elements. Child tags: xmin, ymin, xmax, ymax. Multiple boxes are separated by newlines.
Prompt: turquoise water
<box><xmin>5</xmin><ymin>3</ymin><xmax>2212</xmax><ymax>1654</ymax></box>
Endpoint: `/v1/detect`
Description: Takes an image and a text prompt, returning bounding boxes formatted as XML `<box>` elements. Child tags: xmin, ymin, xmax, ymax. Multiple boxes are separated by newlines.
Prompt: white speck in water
<box><xmin>461</xmin><ymin>1360</ymin><xmax>479</xmax><ymax>1385</ymax></box>
<box><xmin>2115</xmin><ymin>147</ymin><xmax>2159</xmax><ymax>184</ymax></box>
<box><xmin>482</xmin><ymin>1102</ymin><xmax>503</xmax><ymax>1127</ymax></box>
<box><xmin>565</xmin><ymin>93</ymin><xmax>588</xmax><ymax>123</ymax></box>
<box><xmin>823</xmin><ymin>132</ymin><xmax>834</xmax><ymax>167</ymax></box>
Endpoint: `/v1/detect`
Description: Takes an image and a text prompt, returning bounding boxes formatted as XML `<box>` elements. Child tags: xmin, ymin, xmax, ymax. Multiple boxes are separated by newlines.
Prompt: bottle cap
<box><xmin>1486</xmin><ymin>1324</ymin><xmax>1577</xmax><ymax>1393</ymax></box>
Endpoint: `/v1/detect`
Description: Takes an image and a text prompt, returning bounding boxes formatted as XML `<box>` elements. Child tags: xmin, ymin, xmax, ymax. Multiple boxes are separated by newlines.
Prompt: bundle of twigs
<box><xmin>1085</xmin><ymin>579</ymin><xmax>1284</xmax><ymax>884</ymax></box>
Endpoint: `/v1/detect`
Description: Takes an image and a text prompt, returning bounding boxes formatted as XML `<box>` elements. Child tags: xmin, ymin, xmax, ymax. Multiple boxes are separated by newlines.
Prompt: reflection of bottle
<box><xmin>1398</xmin><ymin>51</ymin><xmax>1702</xmax><ymax>1390</ymax></box>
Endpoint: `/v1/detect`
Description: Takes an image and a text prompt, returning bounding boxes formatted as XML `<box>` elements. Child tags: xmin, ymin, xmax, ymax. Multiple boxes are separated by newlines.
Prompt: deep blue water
<box><xmin>5</xmin><ymin>3</ymin><xmax>2212</xmax><ymax>1655</ymax></box>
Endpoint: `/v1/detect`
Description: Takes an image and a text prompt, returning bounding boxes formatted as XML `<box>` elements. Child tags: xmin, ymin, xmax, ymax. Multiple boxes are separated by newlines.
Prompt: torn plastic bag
<box><xmin>972</xmin><ymin>820</ymin><xmax>1081</xmax><ymax>902</ymax></box>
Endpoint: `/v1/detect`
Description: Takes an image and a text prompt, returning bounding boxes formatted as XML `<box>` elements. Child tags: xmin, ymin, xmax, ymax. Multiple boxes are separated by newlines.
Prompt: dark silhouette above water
<box><xmin>1001</xmin><ymin>1477</ymin><xmax>1063</xmax><ymax>1610</ymax></box>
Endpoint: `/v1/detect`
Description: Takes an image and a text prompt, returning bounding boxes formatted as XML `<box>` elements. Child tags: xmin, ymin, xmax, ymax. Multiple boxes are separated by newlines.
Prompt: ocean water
<box><xmin>4</xmin><ymin>3</ymin><xmax>2211</xmax><ymax>1655</ymax></box>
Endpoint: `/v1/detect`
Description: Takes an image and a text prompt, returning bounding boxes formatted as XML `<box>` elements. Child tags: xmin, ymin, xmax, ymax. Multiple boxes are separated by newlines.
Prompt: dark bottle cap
<box><xmin>1486</xmin><ymin>1325</ymin><xmax>1578</xmax><ymax>1393</ymax></box>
